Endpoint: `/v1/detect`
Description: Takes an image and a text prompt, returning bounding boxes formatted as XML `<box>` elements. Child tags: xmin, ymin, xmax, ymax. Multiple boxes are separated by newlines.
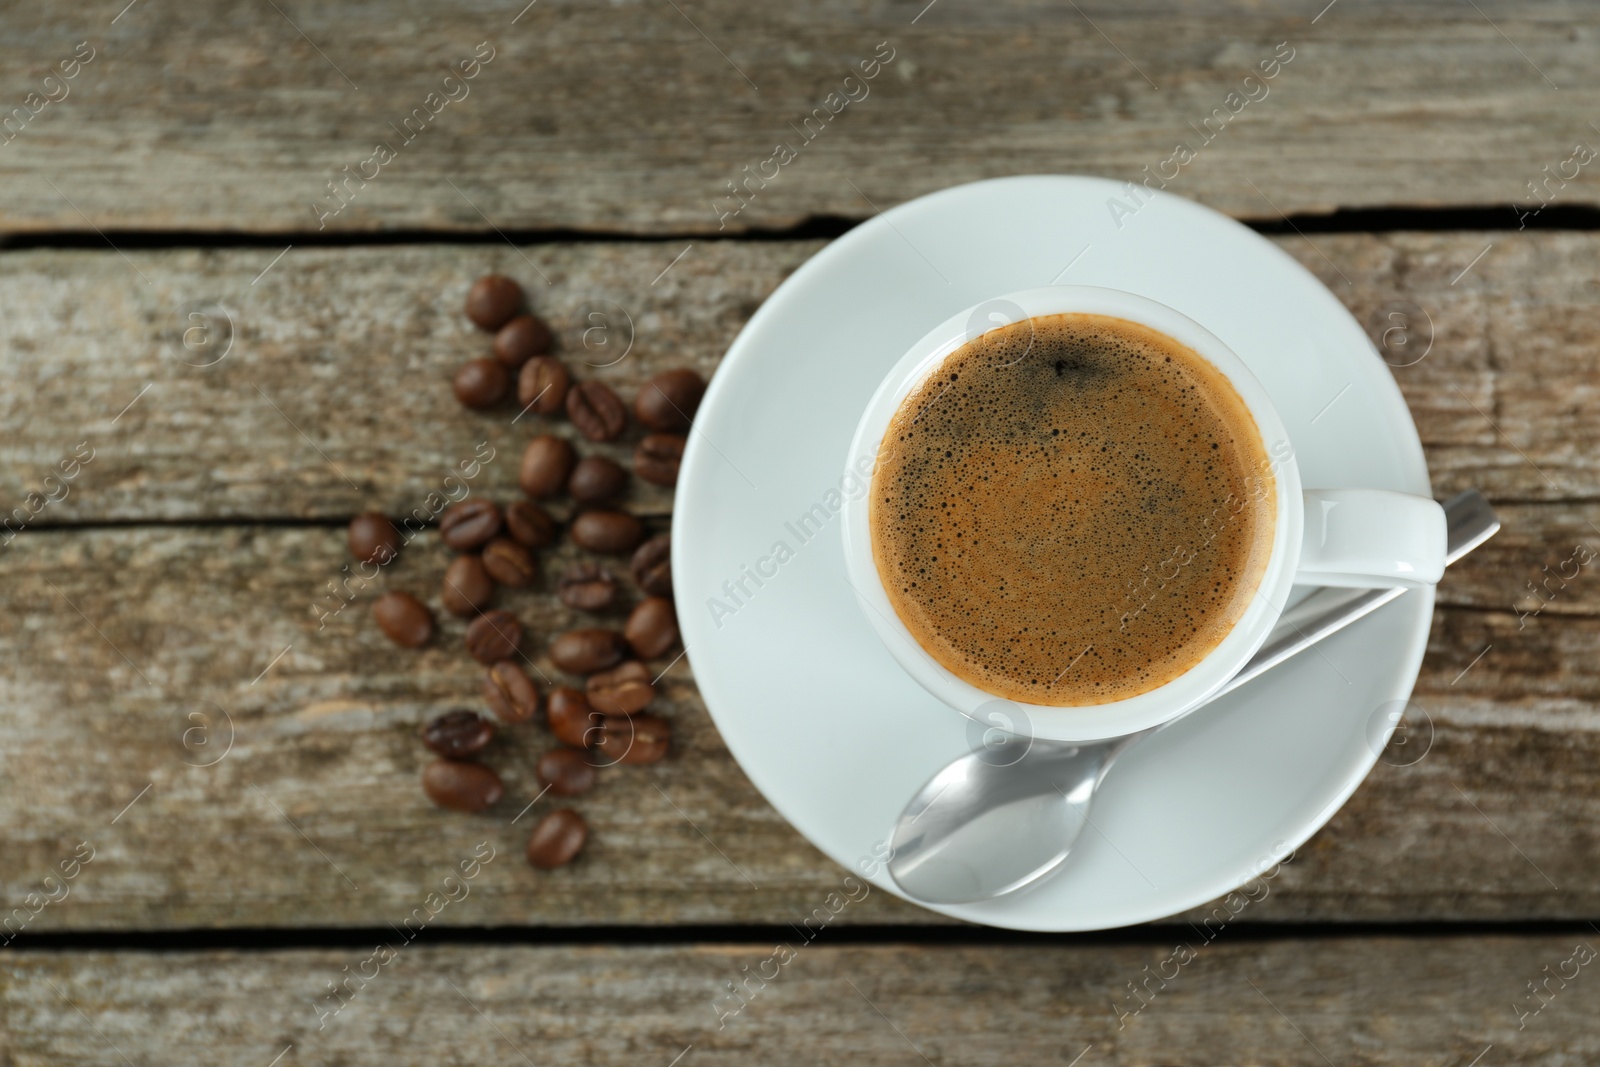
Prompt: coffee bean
<box><xmin>556</xmin><ymin>562</ymin><xmax>617</xmax><ymax>612</ymax></box>
<box><xmin>421</xmin><ymin>709</ymin><xmax>494</xmax><ymax>758</ymax></box>
<box><xmin>373</xmin><ymin>591</ymin><xmax>434</xmax><ymax>648</ymax></box>
<box><xmin>504</xmin><ymin>500</ymin><xmax>558</xmax><ymax>548</ymax></box>
<box><xmin>484</xmin><ymin>661</ymin><xmax>540</xmax><ymax>724</ymax></box>
<box><xmin>347</xmin><ymin>512</ymin><xmax>401</xmax><ymax>565</ymax></box>
<box><xmin>465</xmin><ymin>274</ymin><xmax>523</xmax><ymax>331</ymax></box>
<box><xmin>517</xmin><ymin>355</ymin><xmax>570</xmax><ymax>415</ymax></box>
<box><xmin>596</xmin><ymin>713</ymin><xmax>670</xmax><ymax>765</ymax></box>
<box><xmin>631</xmin><ymin>534</ymin><xmax>672</xmax><ymax>597</ymax></box>
<box><xmin>536</xmin><ymin>748</ymin><xmax>597</xmax><ymax>797</ymax></box>
<box><xmin>525</xmin><ymin>808</ymin><xmax>587</xmax><ymax>869</ymax></box>
<box><xmin>441</xmin><ymin>554</ymin><xmax>495</xmax><ymax>617</ymax></box>
<box><xmin>625</xmin><ymin>597</ymin><xmax>679</xmax><ymax>659</ymax></box>
<box><xmin>549</xmin><ymin>628</ymin><xmax>628</xmax><ymax>674</ymax></box>
<box><xmin>587</xmin><ymin>660</ymin><xmax>654</xmax><ymax>715</ymax></box>
<box><xmin>493</xmin><ymin>314</ymin><xmax>552</xmax><ymax>369</ymax></box>
<box><xmin>568</xmin><ymin>455</ymin><xmax>628</xmax><ymax>504</ymax></box>
<box><xmin>439</xmin><ymin>499</ymin><xmax>503</xmax><ymax>551</ymax></box>
<box><xmin>482</xmin><ymin>537</ymin><xmax>538</xmax><ymax>588</ymax></box>
<box><xmin>520</xmin><ymin>435</ymin><xmax>575</xmax><ymax>498</ymax></box>
<box><xmin>566</xmin><ymin>380</ymin><xmax>627</xmax><ymax>442</ymax></box>
<box><xmin>634</xmin><ymin>369</ymin><xmax>706</xmax><ymax>432</ymax></box>
<box><xmin>571</xmin><ymin>509</ymin><xmax>644</xmax><ymax>554</ymax></box>
<box><xmin>454</xmin><ymin>358</ymin><xmax>510</xmax><ymax>410</ymax></box>
<box><xmin>423</xmin><ymin>758</ymin><xmax>504</xmax><ymax>813</ymax></box>
<box><xmin>465</xmin><ymin>609</ymin><xmax>523</xmax><ymax>664</ymax></box>
<box><xmin>634</xmin><ymin>433</ymin><xmax>685</xmax><ymax>487</ymax></box>
<box><xmin>547</xmin><ymin>686</ymin><xmax>604</xmax><ymax>747</ymax></box>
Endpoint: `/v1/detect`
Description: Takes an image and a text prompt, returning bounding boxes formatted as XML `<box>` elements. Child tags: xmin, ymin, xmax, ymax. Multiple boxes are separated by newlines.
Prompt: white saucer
<box><xmin>673</xmin><ymin>176</ymin><xmax>1434</xmax><ymax>931</ymax></box>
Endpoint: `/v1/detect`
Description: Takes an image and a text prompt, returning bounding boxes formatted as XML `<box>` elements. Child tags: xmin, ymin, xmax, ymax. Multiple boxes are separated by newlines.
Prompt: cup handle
<box><xmin>1295</xmin><ymin>488</ymin><xmax>1447</xmax><ymax>589</ymax></box>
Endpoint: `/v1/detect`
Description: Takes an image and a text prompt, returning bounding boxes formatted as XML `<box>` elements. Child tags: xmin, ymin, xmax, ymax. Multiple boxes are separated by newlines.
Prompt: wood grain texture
<box><xmin>0</xmin><ymin>2</ymin><xmax>1595</xmax><ymax>233</ymax></box>
<box><xmin>5</xmin><ymin>937</ymin><xmax>1598</xmax><ymax>1066</ymax></box>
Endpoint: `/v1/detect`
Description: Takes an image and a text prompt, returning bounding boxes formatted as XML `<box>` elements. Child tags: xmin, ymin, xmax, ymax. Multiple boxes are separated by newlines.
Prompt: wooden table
<box><xmin>2</xmin><ymin>2</ymin><xmax>1597</xmax><ymax>1063</ymax></box>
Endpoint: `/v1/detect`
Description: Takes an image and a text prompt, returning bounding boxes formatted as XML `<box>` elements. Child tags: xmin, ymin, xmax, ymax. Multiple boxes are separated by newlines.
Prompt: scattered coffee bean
<box><xmin>439</xmin><ymin>499</ymin><xmax>503</xmax><ymax>551</ymax></box>
<box><xmin>634</xmin><ymin>433</ymin><xmax>685</xmax><ymax>487</ymax></box>
<box><xmin>484</xmin><ymin>661</ymin><xmax>540</xmax><ymax>724</ymax></box>
<box><xmin>454</xmin><ymin>358</ymin><xmax>509</xmax><ymax>410</ymax></box>
<box><xmin>373</xmin><ymin>591</ymin><xmax>434</xmax><ymax>648</ymax></box>
<box><xmin>441</xmin><ymin>554</ymin><xmax>495</xmax><ymax>617</ymax></box>
<box><xmin>493</xmin><ymin>314</ymin><xmax>552</xmax><ymax>369</ymax></box>
<box><xmin>556</xmin><ymin>562</ymin><xmax>617</xmax><ymax>612</ymax></box>
<box><xmin>568</xmin><ymin>455</ymin><xmax>628</xmax><ymax>504</ymax></box>
<box><xmin>587</xmin><ymin>660</ymin><xmax>654</xmax><ymax>715</ymax></box>
<box><xmin>571</xmin><ymin>509</ymin><xmax>644</xmax><ymax>554</ymax></box>
<box><xmin>634</xmin><ymin>368</ymin><xmax>706</xmax><ymax>432</ymax></box>
<box><xmin>421</xmin><ymin>709</ymin><xmax>495</xmax><ymax>758</ymax></box>
<box><xmin>465</xmin><ymin>274</ymin><xmax>523</xmax><ymax>331</ymax></box>
<box><xmin>504</xmin><ymin>500</ymin><xmax>558</xmax><ymax>548</ymax></box>
<box><xmin>625</xmin><ymin>597</ymin><xmax>679</xmax><ymax>659</ymax></box>
<box><xmin>348</xmin><ymin>512</ymin><xmax>401</xmax><ymax>566</ymax></box>
<box><xmin>482</xmin><ymin>537</ymin><xmax>538</xmax><ymax>588</ymax></box>
<box><xmin>596</xmin><ymin>713</ymin><xmax>670</xmax><ymax>765</ymax></box>
<box><xmin>423</xmin><ymin>758</ymin><xmax>504</xmax><ymax>813</ymax></box>
<box><xmin>465</xmin><ymin>609</ymin><xmax>523</xmax><ymax>664</ymax></box>
<box><xmin>536</xmin><ymin>748</ymin><xmax>597</xmax><ymax>797</ymax></box>
<box><xmin>518</xmin><ymin>356</ymin><xmax>570</xmax><ymax>415</ymax></box>
<box><xmin>631</xmin><ymin>534</ymin><xmax>673</xmax><ymax>597</ymax></box>
<box><xmin>520</xmin><ymin>434</ymin><xmax>575</xmax><ymax>498</ymax></box>
<box><xmin>547</xmin><ymin>686</ymin><xmax>604</xmax><ymax>747</ymax></box>
<box><xmin>525</xmin><ymin>808</ymin><xmax>588</xmax><ymax>868</ymax></box>
<box><xmin>549</xmin><ymin>628</ymin><xmax>628</xmax><ymax>674</ymax></box>
<box><xmin>566</xmin><ymin>380</ymin><xmax>628</xmax><ymax>442</ymax></box>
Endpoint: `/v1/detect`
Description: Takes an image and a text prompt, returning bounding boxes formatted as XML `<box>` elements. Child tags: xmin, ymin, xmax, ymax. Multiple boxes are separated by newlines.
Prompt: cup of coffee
<box><xmin>840</xmin><ymin>286</ymin><xmax>1447</xmax><ymax>743</ymax></box>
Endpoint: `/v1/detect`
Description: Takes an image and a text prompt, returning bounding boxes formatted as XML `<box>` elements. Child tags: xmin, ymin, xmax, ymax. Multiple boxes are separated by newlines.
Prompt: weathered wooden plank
<box><xmin>4</xmin><ymin>938</ymin><xmax>1597</xmax><ymax>1065</ymax></box>
<box><xmin>1</xmin><ymin>2</ymin><xmax>1595</xmax><ymax>232</ymax></box>
<box><xmin>0</xmin><ymin>520</ymin><xmax>1596</xmax><ymax>929</ymax></box>
<box><xmin>1</xmin><ymin>232</ymin><xmax>1597</xmax><ymax>524</ymax></box>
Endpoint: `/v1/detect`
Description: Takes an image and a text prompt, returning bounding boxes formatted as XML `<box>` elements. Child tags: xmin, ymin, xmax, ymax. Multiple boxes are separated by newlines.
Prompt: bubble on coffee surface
<box><xmin>869</xmin><ymin>313</ymin><xmax>1275</xmax><ymax>706</ymax></box>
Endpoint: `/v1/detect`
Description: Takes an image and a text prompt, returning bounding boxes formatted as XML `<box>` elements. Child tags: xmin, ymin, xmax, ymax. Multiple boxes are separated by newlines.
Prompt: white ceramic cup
<box><xmin>840</xmin><ymin>286</ymin><xmax>1447</xmax><ymax>743</ymax></box>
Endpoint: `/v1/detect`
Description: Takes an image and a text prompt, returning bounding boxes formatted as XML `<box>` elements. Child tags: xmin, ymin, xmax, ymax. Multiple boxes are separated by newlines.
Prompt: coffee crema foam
<box><xmin>870</xmin><ymin>313</ymin><xmax>1275</xmax><ymax>706</ymax></box>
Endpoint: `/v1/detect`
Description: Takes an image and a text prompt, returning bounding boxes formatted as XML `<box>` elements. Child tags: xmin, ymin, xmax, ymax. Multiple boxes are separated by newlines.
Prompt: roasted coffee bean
<box><xmin>348</xmin><ymin>512</ymin><xmax>401</xmax><ymax>565</ymax></box>
<box><xmin>454</xmin><ymin>358</ymin><xmax>509</xmax><ymax>410</ymax></box>
<box><xmin>484</xmin><ymin>661</ymin><xmax>540</xmax><ymax>724</ymax></box>
<box><xmin>525</xmin><ymin>808</ymin><xmax>587</xmax><ymax>868</ymax></box>
<box><xmin>549</xmin><ymin>628</ymin><xmax>628</xmax><ymax>674</ymax></box>
<box><xmin>504</xmin><ymin>500</ymin><xmax>558</xmax><ymax>548</ymax></box>
<box><xmin>536</xmin><ymin>747</ymin><xmax>597</xmax><ymax>797</ymax></box>
<box><xmin>423</xmin><ymin>758</ymin><xmax>504</xmax><ymax>813</ymax></box>
<box><xmin>465</xmin><ymin>609</ymin><xmax>523</xmax><ymax>664</ymax></box>
<box><xmin>571</xmin><ymin>509</ymin><xmax>644</xmax><ymax>554</ymax></box>
<box><xmin>556</xmin><ymin>562</ymin><xmax>617</xmax><ymax>611</ymax></box>
<box><xmin>520</xmin><ymin>434</ymin><xmax>575</xmax><ymax>498</ymax></box>
<box><xmin>566</xmin><ymin>380</ymin><xmax>628</xmax><ymax>442</ymax></box>
<box><xmin>517</xmin><ymin>356</ymin><xmax>569</xmax><ymax>415</ymax></box>
<box><xmin>441</xmin><ymin>554</ymin><xmax>495</xmax><ymax>617</ymax></box>
<box><xmin>631</xmin><ymin>534</ymin><xmax>672</xmax><ymax>597</ymax></box>
<box><xmin>587</xmin><ymin>660</ymin><xmax>654</xmax><ymax>715</ymax></box>
<box><xmin>421</xmin><ymin>709</ymin><xmax>494</xmax><ymax>758</ymax></box>
<box><xmin>373</xmin><ymin>591</ymin><xmax>434</xmax><ymax>648</ymax></box>
<box><xmin>596</xmin><ymin>713</ymin><xmax>670</xmax><ymax>765</ymax></box>
<box><xmin>568</xmin><ymin>455</ymin><xmax>627</xmax><ymax>504</ymax></box>
<box><xmin>634</xmin><ymin>433</ymin><xmax>685</xmax><ymax>487</ymax></box>
<box><xmin>634</xmin><ymin>368</ymin><xmax>706</xmax><ymax>432</ymax></box>
<box><xmin>465</xmin><ymin>274</ymin><xmax>523</xmax><ymax>331</ymax></box>
<box><xmin>493</xmin><ymin>314</ymin><xmax>552</xmax><ymax>369</ymax></box>
<box><xmin>482</xmin><ymin>537</ymin><xmax>538</xmax><ymax>588</ymax></box>
<box><xmin>439</xmin><ymin>499</ymin><xmax>503</xmax><ymax>551</ymax></box>
<box><xmin>547</xmin><ymin>686</ymin><xmax>604</xmax><ymax>747</ymax></box>
<box><xmin>625</xmin><ymin>597</ymin><xmax>679</xmax><ymax>659</ymax></box>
